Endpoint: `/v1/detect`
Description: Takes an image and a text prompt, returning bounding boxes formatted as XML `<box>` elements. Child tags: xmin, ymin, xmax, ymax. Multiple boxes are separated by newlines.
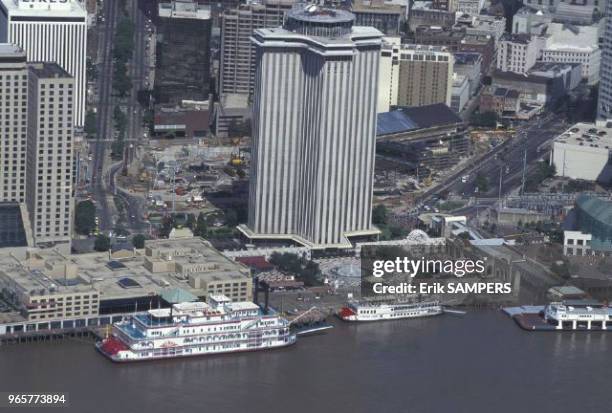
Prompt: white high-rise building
<box><xmin>0</xmin><ymin>43</ymin><xmax>27</xmax><ymax>204</ymax></box>
<box><xmin>0</xmin><ymin>0</ymin><xmax>87</xmax><ymax>127</ymax></box>
<box><xmin>598</xmin><ymin>0</ymin><xmax>612</xmax><ymax>122</ymax></box>
<box><xmin>239</xmin><ymin>5</ymin><xmax>382</xmax><ymax>249</ymax></box>
<box><xmin>27</xmin><ymin>62</ymin><xmax>74</xmax><ymax>248</ymax></box>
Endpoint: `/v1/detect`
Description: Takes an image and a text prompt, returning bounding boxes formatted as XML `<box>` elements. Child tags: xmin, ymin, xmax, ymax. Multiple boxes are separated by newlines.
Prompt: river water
<box><xmin>1</xmin><ymin>310</ymin><xmax>610</xmax><ymax>413</ymax></box>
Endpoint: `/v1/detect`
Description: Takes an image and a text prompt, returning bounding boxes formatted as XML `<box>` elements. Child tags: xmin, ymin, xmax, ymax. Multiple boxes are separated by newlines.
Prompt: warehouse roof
<box><xmin>377</xmin><ymin>103</ymin><xmax>462</xmax><ymax>136</ymax></box>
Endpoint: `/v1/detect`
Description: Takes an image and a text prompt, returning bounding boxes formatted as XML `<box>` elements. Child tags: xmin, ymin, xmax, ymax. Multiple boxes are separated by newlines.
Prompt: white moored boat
<box><xmin>338</xmin><ymin>300</ymin><xmax>442</xmax><ymax>322</ymax></box>
<box><xmin>544</xmin><ymin>300</ymin><xmax>612</xmax><ymax>330</ymax></box>
<box><xmin>96</xmin><ymin>295</ymin><xmax>296</xmax><ymax>362</ymax></box>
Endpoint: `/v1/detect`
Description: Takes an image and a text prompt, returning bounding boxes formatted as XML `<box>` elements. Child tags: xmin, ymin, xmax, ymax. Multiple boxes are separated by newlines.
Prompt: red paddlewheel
<box><xmin>339</xmin><ymin>307</ymin><xmax>356</xmax><ymax>319</ymax></box>
<box><xmin>100</xmin><ymin>336</ymin><xmax>128</xmax><ymax>355</ymax></box>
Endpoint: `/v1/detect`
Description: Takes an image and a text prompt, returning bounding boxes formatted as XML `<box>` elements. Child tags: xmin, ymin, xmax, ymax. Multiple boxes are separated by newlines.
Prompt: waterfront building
<box><xmin>0</xmin><ymin>44</ymin><xmax>27</xmax><ymax>204</ymax></box>
<box><xmin>597</xmin><ymin>0</ymin><xmax>612</xmax><ymax>122</ymax></box>
<box><xmin>0</xmin><ymin>0</ymin><xmax>87</xmax><ymax>127</ymax></box>
<box><xmin>26</xmin><ymin>63</ymin><xmax>74</xmax><ymax>249</ymax></box>
<box><xmin>241</xmin><ymin>4</ymin><xmax>382</xmax><ymax>249</ymax></box>
<box><xmin>219</xmin><ymin>0</ymin><xmax>294</xmax><ymax>98</ymax></box>
<box><xmin>0</xmin><ymin>238</ymin><xmax>253</xmax><ymax>334</ymax></box>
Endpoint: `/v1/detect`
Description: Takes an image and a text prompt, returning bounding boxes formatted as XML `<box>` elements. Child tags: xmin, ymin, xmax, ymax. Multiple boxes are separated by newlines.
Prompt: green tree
<box><xmin>372</xmin><ymin>204</ymin><xmax>388</xmax><ymax>226</ymax></box>
<box><xmin>94</xmin><ymin>234</ymin><xmax>111</xmax><ymax>252</ymax></box>
<box><xmin>132</xmin><ymin>234</ymin><xmax>146</xmax><ymax>249</ymax></box>
<box><xmin>186</xmin><ymin>213</ymin><xmax>196</xmax><ymax>230</ymax></box>
<box><xmin>470</xmin><ymin>111</ymin><xmax>498</xmax><ymax>128</ymax></box>
<box><xmin>224</xmin><ymin>209</ymin><xmax>239</xmax><ymax>227</ymax></box>
<box><xmin>194</xmin><ymin>212</ymin><xmax>207</xmax><ymax>237</ymax></box>
<box><xmin>475</xmin><ymin>172</ymin><xmax>489</xmax><ymax>193</ymax></box>
<box><xmin>75</xmin><ymin>200</ymin><xmax>97</xmax><ymax>235</ymax></box>
<box><xmin>84</xmin><ymin>111</ymin><xmax>97</xmax><ymax>137</ymax></box>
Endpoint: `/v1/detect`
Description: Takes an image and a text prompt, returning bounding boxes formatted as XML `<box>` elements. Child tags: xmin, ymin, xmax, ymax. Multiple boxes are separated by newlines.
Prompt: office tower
<box><xmin>0</xmin><ymin>44</ymin><xmax>27</xmax><ymax>204</ymax></box>
<box><xmin>156</xmin><ymin>0</ymin><xmax>211</xmax><ymax>105</ymax></box>
<box><xmin>26</xmin><ymin>62</ymin><xmax>74</xmax><ymax>248</ymax></box>
<box><xmin>220</xmin><ymin>0</ymin><xmax>294</xmax><ymax>97</ymax></box>
<box><xmin>597</xmin><ymin>0</ymin><xmax>612</xmax><ymax>122</ymax></box>
<box><xmin>396</xmin><ymin>44</ymin><xmax>453</xmax><ymax>108</ymax></box>
<box><xmin>0</xmin><ymin>0</ymin><xmax>87</xmax><ymax>127</ymax></box>
<box><xmin>240</xmin><ymin>5</ymin><xmax>382</xmax><ymax>249</ymax></box>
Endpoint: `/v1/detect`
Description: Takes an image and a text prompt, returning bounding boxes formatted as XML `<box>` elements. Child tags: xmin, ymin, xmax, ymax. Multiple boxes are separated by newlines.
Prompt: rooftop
<box><xmin>1</xmin><ymin>0</ymin><xmax>87</xmax><ymax>18</ymax></box>
<box><xmin>28</xmin><ymin>62</ymin><xmax>72</xmax><ymax>79</ymax></box>
<box><xmin>544</xmin><ymin>22</ymin><xmax>599</xmax><ymax>52</ymax></box>
<box><xmin>0</xmin><ymin>43</ymin><xmax>24</xmax><ymax>58</ymax></box>
<box><xmin>0</xmin><ymin>238</ymin><xmax>250</xmax><ymax>301</ymax></box>
<box><xmin>158</xmin><ymin>0</ymin><xmax>211</xmax><ymax>20</ymax></box>
<box><xmin>287</xmin><ymin>4</ymin><xmax>354</xmax><ymax>24</ymax></box>
<box><xmin>453</xmin><ymin>52</ymin><xmax>482</xmax><ymax>65</ymax></box>
<box><xmin>553</xmin><ymin>122</ymin><xmax>612</xmax><ymax>148</ymax></box>
<box><xmin>352</xmin><ymin>0</ymin><xmax>405</xmax><ymax>14</ymax></box>
<box><xmin>500</xmin><ymin>33</ymin><xmax>532</xmax><ymax>44</ymax></box>
<box><xmin>377</xmin><ymin>103</ymin><xmax>463</xmax><ymax>136</ymax></box>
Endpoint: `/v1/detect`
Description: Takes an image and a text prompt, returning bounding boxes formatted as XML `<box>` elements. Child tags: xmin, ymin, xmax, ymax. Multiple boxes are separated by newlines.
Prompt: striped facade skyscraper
<box><xmin>239</xmin><ymin>4</ymin><xmax>382</xmax><ymax>249</ymax></box>
<box><xmin>597</xmin><ymin>0</ymin><xmax>612</xmax><ymax>122</ymax></box>
<box><xmin>0</xmin><ymin>0</ymin><xmax>87</xmax><ymax>127</ymax></box>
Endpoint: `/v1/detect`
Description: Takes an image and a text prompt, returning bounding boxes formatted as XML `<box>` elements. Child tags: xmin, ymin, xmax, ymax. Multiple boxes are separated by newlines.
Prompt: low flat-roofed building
<box><xmin>153</xmin><ymin>105</ymin><xmax>210</xmax><ymax>139</ymax></box>
<box><xmin>551</xmin><ymin>122</ymin><xmax>612</xmax><ymax>183</ymax></box>
<box><xmin>0</xmin><ymin>238</ymin><xmax>252</xmax><ymax>325</ymax></box>
<box><xmin>376</xmin><ymin>103</ymin><xmax>469</xmax><ymax>170</ymax></box>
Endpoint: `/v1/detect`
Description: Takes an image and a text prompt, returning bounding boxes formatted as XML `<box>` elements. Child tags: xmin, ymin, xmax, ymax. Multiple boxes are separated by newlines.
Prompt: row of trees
<box><xmin>112</xmin><ymin>15</ymin><xmax>134</xmax><ymax>97</ymax></box>
<box><xmin>372</xmin><ymin>204</ymin><xmax>409</xmax><ymax>240</ymax></box>
<box><xmin>269</xmin><ymin>252</ymin><xmax>322</xmax><ymax>286</ymax></box>
<box><xmin>158</xmin><ymin>210</ymin><xmax>240</xmax><ymax>239</ymax></box>
<box><xmin>93</xmin><ymin>233</ymin><xmax>146</xmax><ymax>252</ymax></box>
<box><xmin>111</xmin><ymin>106</ymin><xmax>128</xmax><ymax>159</ymax></box>
<box><xmin>75</xmin><ymin>200</ymin><xmax>97</xmax><ymax>235</ymax></box>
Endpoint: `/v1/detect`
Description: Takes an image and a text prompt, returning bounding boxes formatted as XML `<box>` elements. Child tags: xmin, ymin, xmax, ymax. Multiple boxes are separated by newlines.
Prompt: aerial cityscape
<box><xmin>0</xmin><ymin>0</ymin><xmax>612</xmax><ymax>411</ymax></box>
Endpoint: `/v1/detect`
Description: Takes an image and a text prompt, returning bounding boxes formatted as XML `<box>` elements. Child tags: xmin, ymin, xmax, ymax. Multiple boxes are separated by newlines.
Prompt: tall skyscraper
<box><xmin>597</xmin><ymin>0</ymin><xmax>612</xmax><ymax>122</ymax></box>
<box><xmin>156</xmin><ymin>0</ymin><xmax>211</xmax><ymax>105</ymax></box>
<box><xmin>26</xmin><ymin>62</ymin><xmax>74</xmax><ymax>248</ymax></box>
<box><xmin>239</xmin><ymin>5</ymin><xmax>382</xmax><ymax>249</ymax></box>
<box><xmin>220</xmin><ymin>0</ymin><xmax>293</xmax><ymax>98</ymax></box>
<box><xmin>0</xmin><ymin>0</ymin><xmax>87</xmax><ymax>127</ymax></box>
<box><xmin>0</xmin><ymin>44</ymin><xmax>27</xmax><ymax>204</ymax></box>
